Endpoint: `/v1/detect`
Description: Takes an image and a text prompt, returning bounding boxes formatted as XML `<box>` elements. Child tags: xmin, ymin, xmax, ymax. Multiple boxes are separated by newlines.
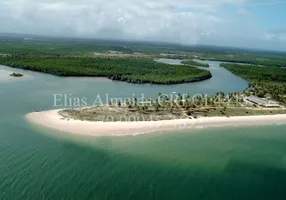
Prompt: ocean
<box><xmin>1</xmin><ymin>61</ymin><xmax>286</xmax><ymax>200</ymax></box>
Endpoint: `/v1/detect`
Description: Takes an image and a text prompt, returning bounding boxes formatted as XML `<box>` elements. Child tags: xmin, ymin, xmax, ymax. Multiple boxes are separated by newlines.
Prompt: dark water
<box><xmin>1</xmin><ymin>61</ymin><xmax>286</xmax><ymax>200</ymax></box>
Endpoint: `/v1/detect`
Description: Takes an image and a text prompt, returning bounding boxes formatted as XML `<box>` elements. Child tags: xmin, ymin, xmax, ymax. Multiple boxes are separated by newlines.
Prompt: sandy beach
<box><xmin>25</xmin><ymin>109</ymin><xmax>286</xmax><ymax>136</ymax></box>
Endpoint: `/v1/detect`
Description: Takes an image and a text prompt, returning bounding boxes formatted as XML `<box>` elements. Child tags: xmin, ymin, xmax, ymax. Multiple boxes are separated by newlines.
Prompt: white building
<box><xmin>245</xmin><ymin>96</ymin><xmax>280</xmax><ymax>108</ymax></box>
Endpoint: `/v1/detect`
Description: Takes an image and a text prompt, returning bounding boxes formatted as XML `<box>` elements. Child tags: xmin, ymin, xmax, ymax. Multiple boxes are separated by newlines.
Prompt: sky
<box><xmin>1</xmin><ymin>0</ymin><xmax>286</xmax><ymax>51</ymax></box>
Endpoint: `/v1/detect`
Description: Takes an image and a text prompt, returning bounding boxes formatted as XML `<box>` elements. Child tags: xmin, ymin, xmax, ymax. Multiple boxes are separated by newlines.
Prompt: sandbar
<box><xmin>25</xmin><ymin>109</ymin><xmax>286</xmax><ymax>136</ymax></box>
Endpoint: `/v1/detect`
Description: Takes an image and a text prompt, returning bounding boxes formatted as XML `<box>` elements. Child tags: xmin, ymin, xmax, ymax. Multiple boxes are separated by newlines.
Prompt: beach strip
<box><xmin>25</xmin><ymin>109</ymin><xmax>286</xmax><ymax>136</ymax></box>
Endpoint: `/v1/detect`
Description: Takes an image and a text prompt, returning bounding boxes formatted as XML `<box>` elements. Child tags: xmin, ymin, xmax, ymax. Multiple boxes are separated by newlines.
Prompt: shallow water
<box><xmin>1</xmin><ymin>61</ymin><xmax>286</xmax><ymax>200</ymax></box>
<box><xmin>0</xmin><ymin>69</ymin><xmax>33</xmax><ymax>83</ymax></box>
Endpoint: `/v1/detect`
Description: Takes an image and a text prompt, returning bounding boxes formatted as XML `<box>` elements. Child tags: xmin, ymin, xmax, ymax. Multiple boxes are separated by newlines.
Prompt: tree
<box><xmin>155</xmin><ymin>105</ymin><xmax>160</xmax><ymax>112</ymax></box>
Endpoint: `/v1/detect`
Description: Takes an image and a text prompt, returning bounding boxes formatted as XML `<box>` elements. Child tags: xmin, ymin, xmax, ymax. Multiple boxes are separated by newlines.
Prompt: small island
<box><xmin>10</xmin><ymin>72</ymin><xmax>24</xmax><ymax>77</ymax></box>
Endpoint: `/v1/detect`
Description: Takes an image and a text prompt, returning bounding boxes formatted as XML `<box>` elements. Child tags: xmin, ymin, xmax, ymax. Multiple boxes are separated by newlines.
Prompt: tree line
<box><xmin>0</xmin><ymin>54</ymin><xmax>212</xmax><ymax>85</ymax></box>
<box><xmin>200</xmin><ymin>54</ymin><xmax>286</xmax><ymax>68</ymax></box>
<box><xmin>181</xmin><ymin>60</ymin><xmax>209</xmax><ymax>67</ymax></box>
<box><xmin>220</xmin><ymin>63</ymin><xmax>286</xmax><ymax>102</ymax></box>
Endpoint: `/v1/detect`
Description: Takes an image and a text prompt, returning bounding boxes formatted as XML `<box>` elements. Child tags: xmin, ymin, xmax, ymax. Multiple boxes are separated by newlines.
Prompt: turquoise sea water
<box><xmin>1</xmin><ymin>61</ymin><xmax>286</xmax><ymax>200</ymax></box>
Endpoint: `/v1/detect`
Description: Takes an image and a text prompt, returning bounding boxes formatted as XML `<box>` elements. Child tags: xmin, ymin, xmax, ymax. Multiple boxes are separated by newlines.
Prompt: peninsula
<box><xmin>0</xmin><ymin>56</ymin><xmax>211</xmax><ymax>84</ymax></box>
<box><xmin>26</xmin><ymin>91</ymin><xmax>286</xmax><ymax>136</ymax></box>
<box><xmin>26</xmin><ymin>108</ymin><xmax>286</xmax><ymax>136</ymax></box>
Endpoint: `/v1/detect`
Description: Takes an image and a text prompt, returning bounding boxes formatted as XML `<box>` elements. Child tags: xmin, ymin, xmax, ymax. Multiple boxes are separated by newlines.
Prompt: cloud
<box><xmin>0</xmin><ymin>0</ymin><xmax>245</xmax><ymax>44</ymax></box>
<box><xmin>237</xmin><ymin>7</ymin><xmax>252</xmax><ymax>16</ymax></box>
<box><xmin>254</xmin><ymin>0</ymin><xmax>286</xmax><ymax>6</ymax></box>
<box><xmin>264</xmin><ymin>30</ymin><xmax>286</xmax><ymax>42</ymax></box>
<box><xmin>0</xmin><ymin>0</ymin><xmax>285</xmax><ymax>51</ymax></box>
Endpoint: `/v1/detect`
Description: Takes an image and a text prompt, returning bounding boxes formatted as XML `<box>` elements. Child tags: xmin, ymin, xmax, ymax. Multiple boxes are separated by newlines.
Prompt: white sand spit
<box><xmin>25</xmin><ymin>109</ymin><xmax>286</xmax><ymax>137</ymax></box>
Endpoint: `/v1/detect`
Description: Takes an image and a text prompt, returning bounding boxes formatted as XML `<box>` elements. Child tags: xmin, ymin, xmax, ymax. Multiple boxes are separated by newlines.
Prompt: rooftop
<box><xmin>246</xmin><ymin>96</ymin><xmax>280</xmax><ymax>107</ymax></box>
<box><xmin>246</xmin><ymin>96</ymin><xmax>269</xmax><ymax>104</ymax></box>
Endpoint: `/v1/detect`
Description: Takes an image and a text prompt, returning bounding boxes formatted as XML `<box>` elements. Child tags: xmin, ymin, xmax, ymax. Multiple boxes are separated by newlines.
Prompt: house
<box><xmin>245</xmin><ymin>96</ymin><xmax>280</xmax><ymax>108</ymax></box>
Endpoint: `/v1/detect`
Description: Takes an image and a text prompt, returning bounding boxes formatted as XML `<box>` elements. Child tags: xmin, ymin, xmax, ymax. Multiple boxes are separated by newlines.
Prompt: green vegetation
<box><xmin>0</xmin><ymin>55</ymin><xmax>212</xmax><ymax>84</ymax></box>
<box><xmin>199</xmin><ymin>53</ymin><xmax>286</xmax><ymax>68</ymax></box>
<box><xmin>198</xmin><ymin>107</ymin><xmax>286</xmax><ymax>117</ymax></box>
<box><xmin>220</xmin><ymin>63</ymin><xmax>286</xmax><ymax>102</ymax></box>
<box><xmin>59</xmin><ymin>91</ymin><xmax>286</xmax><ymax>121</ymax></box>
<box><xmin>220</xmin><ymin>63</ymin><xmax>286</xmax><ymax>82</ymax></box>
<box><xmin>61</xmin><ymin>105</ymin><xmax>286</xmax><ymax>122</ymax></box>
<box><xmin>181</xmin><ymin>60</ymin><xmax>209</xmax><ymax>67</ymax></box>
<box><xmin>10</xmin><ymin>72</ymin><xmax>23</xmax><ymax>77</ymax></box>
<box><xmin>59</xmin><ymin>106</ymin><xmax>185</xmax><ymax>122</ymax></box>
<box><xmin>2</xmin><ymin>33</ymin><xmax>285</xmax><ymax>56</ymax></box>
<box><xmin>1</xmin><ymin>34</ymin><xmax>286</xmax><ymax>88</ymax></box>
<box><xmin>1</xmin><ymin>34</ymin><xmax>286</xmax><ymax>120</ymax></box>
<box><xmin>0</xmin><ymin>36</ymin><xmax>214</xmax><ymax>84</ymax></box>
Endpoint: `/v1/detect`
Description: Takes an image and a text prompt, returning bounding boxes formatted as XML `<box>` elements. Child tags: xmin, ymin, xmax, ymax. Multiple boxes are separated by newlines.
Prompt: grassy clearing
<box><xmin>195</xmin><ymin>107</ymin><xmax>286</xmax><ymax>117</ymax></box>
<box><xmin>59</xmin><ymin>106</ymin><xmax>286</xmax><ymax>122</ymax></box>
<box><xmin>59</xmin><ymin>106</ymin><xmax>186</xmax><ymax>122</ymax></box>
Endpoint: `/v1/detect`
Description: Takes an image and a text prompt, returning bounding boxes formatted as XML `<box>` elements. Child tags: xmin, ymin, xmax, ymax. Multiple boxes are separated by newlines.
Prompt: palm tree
<box><xmin>186</xmin><ymin>93</ymin><xmax>191</xmax><ymax>100</ymax></box>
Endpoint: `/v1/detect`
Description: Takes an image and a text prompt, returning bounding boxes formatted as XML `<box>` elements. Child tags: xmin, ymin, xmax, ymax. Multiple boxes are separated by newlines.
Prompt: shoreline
<box><xmin>25</xmin><ymin>109</ymin><xmax>286</xmax><ymax>137</ymax></box>
<box><xmin>0</xmin><ymin>58</ymin><xmax>212</xmax><ymax>85</ymax></box>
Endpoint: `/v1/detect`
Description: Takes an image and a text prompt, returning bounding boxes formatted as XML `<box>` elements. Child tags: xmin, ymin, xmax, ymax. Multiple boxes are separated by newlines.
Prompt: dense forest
<box><xmin>0</xmin><ymin>55</ymin><xmax>212</xmax><ymax>84</ymax></box>
<box><xmin>200</xmin><ymin>54</ymin><xmax>286</xmax><ymax>68</ymax></box>
<box><xmin>181</xmin><ymin>60</ymin><xmax>209</xmax><ymax>67</ymax></box>
<box><xmin>220</xmin><ymin>63</ymin><xmax>286</xmax><ymax>82</ymax></box>
<box><xmin>220</xmin><ymin>63</ymin><xmax>286</xmax><ymax>102</ymax></box>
